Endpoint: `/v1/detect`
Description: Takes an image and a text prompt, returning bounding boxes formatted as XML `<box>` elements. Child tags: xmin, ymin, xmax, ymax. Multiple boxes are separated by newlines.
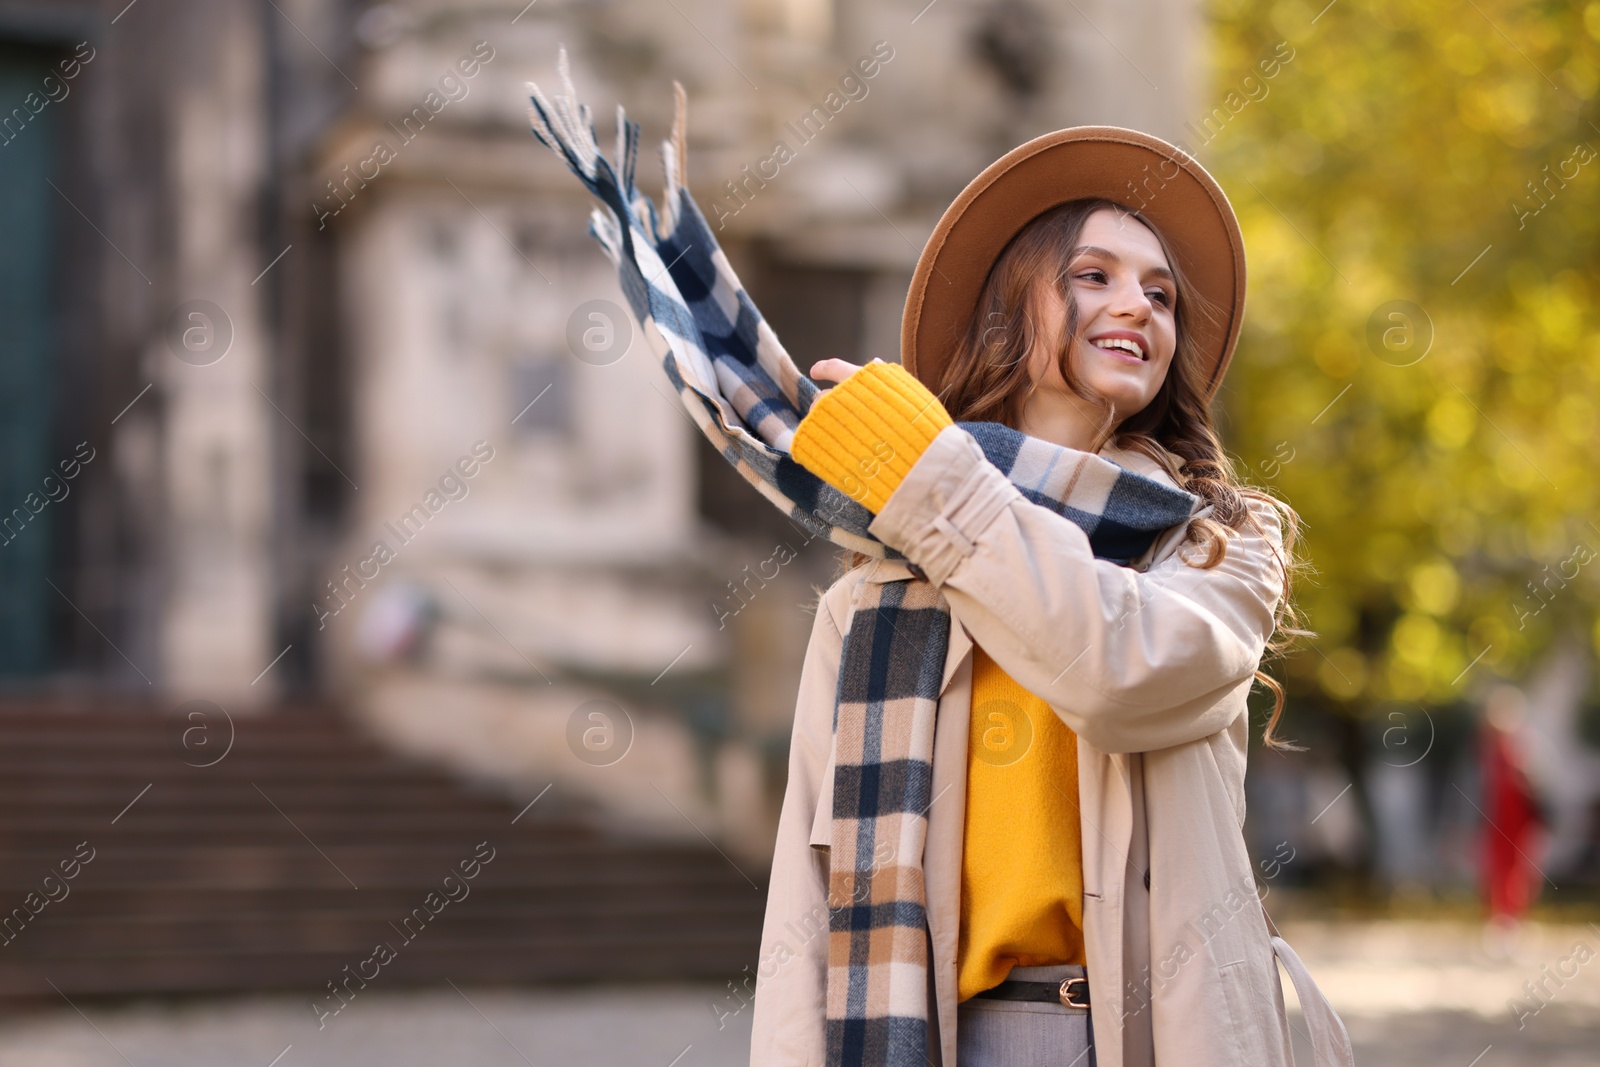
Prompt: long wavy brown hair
<box><xmin>832</xmin><ymin>197</ymin><xmax>1314</xmax><ymax>751</ymax></box>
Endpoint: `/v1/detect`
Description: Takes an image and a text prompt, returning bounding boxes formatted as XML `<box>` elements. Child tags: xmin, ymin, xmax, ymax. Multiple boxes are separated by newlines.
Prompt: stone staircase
<box><xmin>0</xmin><ymin>702</ymin><xmax>767</xmax><ymax>1006</ymax></box>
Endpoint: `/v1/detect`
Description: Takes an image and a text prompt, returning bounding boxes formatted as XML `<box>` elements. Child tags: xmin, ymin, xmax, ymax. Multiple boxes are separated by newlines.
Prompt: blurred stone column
<box><xmin>157</xmin><ymin>0</ymin><xmax>275</xmax><ymax>706</ymax></box>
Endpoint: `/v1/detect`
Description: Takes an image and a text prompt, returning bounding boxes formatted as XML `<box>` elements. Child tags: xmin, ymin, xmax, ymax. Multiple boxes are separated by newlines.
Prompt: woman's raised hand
<box><xmin>808</xmin><ymin>357</ymin><xmax>885</xmax><ymax>387</ymax></box>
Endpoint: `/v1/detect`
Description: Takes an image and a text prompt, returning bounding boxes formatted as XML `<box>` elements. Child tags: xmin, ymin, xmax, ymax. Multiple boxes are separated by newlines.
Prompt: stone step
<box><xmin>0</xmin><ymin>703</ymin><xmax>767</xmax><ymax>1003</ymax></box>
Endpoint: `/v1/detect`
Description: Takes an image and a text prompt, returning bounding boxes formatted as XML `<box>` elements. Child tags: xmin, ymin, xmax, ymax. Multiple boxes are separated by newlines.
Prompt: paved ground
<box><xmin>0</xmin><ymin>920</ymin><xmax>1594</xmax><ymax>1066</ymax></box>
<box><xmin>0</xmin><ymin>983</ymin><xmax>754</xmax><ymax>1067</ymax></box>
<box><xmin>1275</xmin><ymin>918</ymin><xmax>1600</xmax><ymax>1067</ymax></box>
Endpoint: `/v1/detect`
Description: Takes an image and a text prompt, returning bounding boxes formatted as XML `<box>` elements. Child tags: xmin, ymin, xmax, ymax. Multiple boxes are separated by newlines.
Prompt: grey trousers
<box><xmin>955</xmin><ymin>963</ymin><xmax>1097</xmax><ymax>1067</ymax></box>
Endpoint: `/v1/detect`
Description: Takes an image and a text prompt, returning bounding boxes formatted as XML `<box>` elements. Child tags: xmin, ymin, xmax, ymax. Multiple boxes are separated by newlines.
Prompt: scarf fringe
<box><xmin>524</xmin><ymin>47</ymin><xmax>598</xmax><ymax>182</ymax></box>
<box><xmin>659</xmin><ymin>80</ymin><xmax>689</xmax><ymax>242</ymax></box>
<box><xmin>526</xmin><ymin>47</ymin><xmax>691</xmax><ymax>265</ymax></box>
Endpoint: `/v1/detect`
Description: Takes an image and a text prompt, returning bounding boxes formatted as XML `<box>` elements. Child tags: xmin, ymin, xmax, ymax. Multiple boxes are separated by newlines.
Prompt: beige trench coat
<box><xmin>749</xmin><ymin>424</ymin><xmax>1354</xmax><ymax>1067</ymax></box>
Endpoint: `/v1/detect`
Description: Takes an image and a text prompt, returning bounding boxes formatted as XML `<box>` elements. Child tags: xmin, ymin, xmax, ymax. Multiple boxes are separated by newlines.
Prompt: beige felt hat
<box><xmin>901</xmin><ymin>125</ymin><xmax>1246</xmax><ymax>401</ymax></box>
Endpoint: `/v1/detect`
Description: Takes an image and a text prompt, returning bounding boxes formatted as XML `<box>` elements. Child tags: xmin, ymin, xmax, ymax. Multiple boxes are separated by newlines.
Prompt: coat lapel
<box><xmin>923</xmin><ymin>622</ymin><xmax>971</xmax><ymax>1067</ymax></box>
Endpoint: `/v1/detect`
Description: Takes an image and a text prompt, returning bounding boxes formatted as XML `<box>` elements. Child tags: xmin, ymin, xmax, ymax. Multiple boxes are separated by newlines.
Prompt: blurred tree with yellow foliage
<box><xmin>1199</xmin><ymin>0</ymin><xmax>1600</xmax><ymax>738</ymax></box>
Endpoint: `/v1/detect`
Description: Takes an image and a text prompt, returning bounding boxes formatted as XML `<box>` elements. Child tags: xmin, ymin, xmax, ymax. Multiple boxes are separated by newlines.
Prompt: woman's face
<box><xmin>1027</xmin><ymin>206</ymin><xmax>1177</xmax><ymax>421</ymax></box>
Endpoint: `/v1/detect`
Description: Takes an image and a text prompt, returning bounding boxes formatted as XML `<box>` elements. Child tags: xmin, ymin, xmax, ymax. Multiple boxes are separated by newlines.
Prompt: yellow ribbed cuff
<box><xmin>791</xmin><ymin>360</ymin><xmax>954</xmax><ymax>514</ymax></box>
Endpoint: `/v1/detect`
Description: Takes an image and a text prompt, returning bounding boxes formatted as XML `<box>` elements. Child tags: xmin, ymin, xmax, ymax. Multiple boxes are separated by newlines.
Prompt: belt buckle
<box><xmin>1058</xmin><ymin>976</ymin><xmax>1090</xmax><ymax>1009</ymax></box>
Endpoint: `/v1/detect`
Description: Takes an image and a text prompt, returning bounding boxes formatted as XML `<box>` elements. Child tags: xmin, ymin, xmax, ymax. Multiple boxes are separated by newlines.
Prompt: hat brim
<box><xmin>901</xmin><ymin>125</ymin><xmax>1246</xmax><ymax>403</ymax></box>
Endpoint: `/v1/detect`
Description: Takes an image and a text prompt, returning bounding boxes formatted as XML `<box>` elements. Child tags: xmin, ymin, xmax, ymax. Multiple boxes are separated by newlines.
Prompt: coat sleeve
<box><xmin>867</xmin><ymin>423</ymin><xmax>1286</xmax><ymax>754</ymax></box>
<box><xmin>749</xmin><ymin>577</ymin><xmax>849</xmax><ymax>1067</ymax></box>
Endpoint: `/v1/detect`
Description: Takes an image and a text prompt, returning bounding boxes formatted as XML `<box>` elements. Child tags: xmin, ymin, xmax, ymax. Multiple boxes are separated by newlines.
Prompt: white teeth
<box><xmin>1093</xmin><ymin>337</ymin><xmax>1144</xmax><ymax>359</ymax></box>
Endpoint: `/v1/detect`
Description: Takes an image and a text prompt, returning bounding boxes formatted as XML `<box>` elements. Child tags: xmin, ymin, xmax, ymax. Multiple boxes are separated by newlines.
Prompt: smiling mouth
<box><xmin>1089</xmin><ymin>337</ymin><xmax>1147</xmax><ymax>361</ymax></box>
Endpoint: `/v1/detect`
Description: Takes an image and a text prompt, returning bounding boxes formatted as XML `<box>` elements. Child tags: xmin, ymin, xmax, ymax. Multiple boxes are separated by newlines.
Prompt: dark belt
<box><xmin>972</xmin><ymin>974</ymin><xmax>1090</xmax><ymax>1009</ymax></box>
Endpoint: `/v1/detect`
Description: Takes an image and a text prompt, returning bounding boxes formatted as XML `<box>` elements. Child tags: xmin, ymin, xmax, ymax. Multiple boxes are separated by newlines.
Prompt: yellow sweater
<box><xmin>791</xmin><ymin>360</ymin><xmax>1086</xmax><ymax>1001</ymax></box>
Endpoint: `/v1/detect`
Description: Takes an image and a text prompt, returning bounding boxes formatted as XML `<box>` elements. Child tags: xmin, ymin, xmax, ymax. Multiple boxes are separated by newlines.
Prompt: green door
<box><xmin>0</xmin><ymin>41</ymin><xmax>62</xmax><ymax>676</ymax></box>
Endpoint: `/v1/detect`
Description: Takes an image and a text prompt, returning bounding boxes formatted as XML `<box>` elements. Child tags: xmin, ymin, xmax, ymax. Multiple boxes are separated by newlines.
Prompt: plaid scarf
<box><xmin>525</xmin><ymin>50</ymin><xmax>1198</xmax><ymax>1067</ymax></box>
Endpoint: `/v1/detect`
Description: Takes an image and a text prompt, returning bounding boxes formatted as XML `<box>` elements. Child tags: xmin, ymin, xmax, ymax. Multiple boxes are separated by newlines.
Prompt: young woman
<box><xmin>748</xmin><ymin>128</ymin><xmax>1351</xmax><ymax>1067</ymax></box>
<box><xmin>519</xmin><ymin>70</ymin><xmax>1351</xmax><ymax>1064</ymax></box>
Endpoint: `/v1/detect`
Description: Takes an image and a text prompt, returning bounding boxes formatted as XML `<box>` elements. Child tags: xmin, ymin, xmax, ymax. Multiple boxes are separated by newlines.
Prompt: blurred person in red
<box><xmin>1478</xmin><ymin>683</ymin><xmax>1550</xmax><ymax>957</ymax></box>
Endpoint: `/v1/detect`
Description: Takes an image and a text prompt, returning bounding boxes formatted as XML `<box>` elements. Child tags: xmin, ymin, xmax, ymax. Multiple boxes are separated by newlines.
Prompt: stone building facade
<box><xmin>0</xmin><ymin>0</ymin><xmax>1203</xmax><ymax>859</ymax></box>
